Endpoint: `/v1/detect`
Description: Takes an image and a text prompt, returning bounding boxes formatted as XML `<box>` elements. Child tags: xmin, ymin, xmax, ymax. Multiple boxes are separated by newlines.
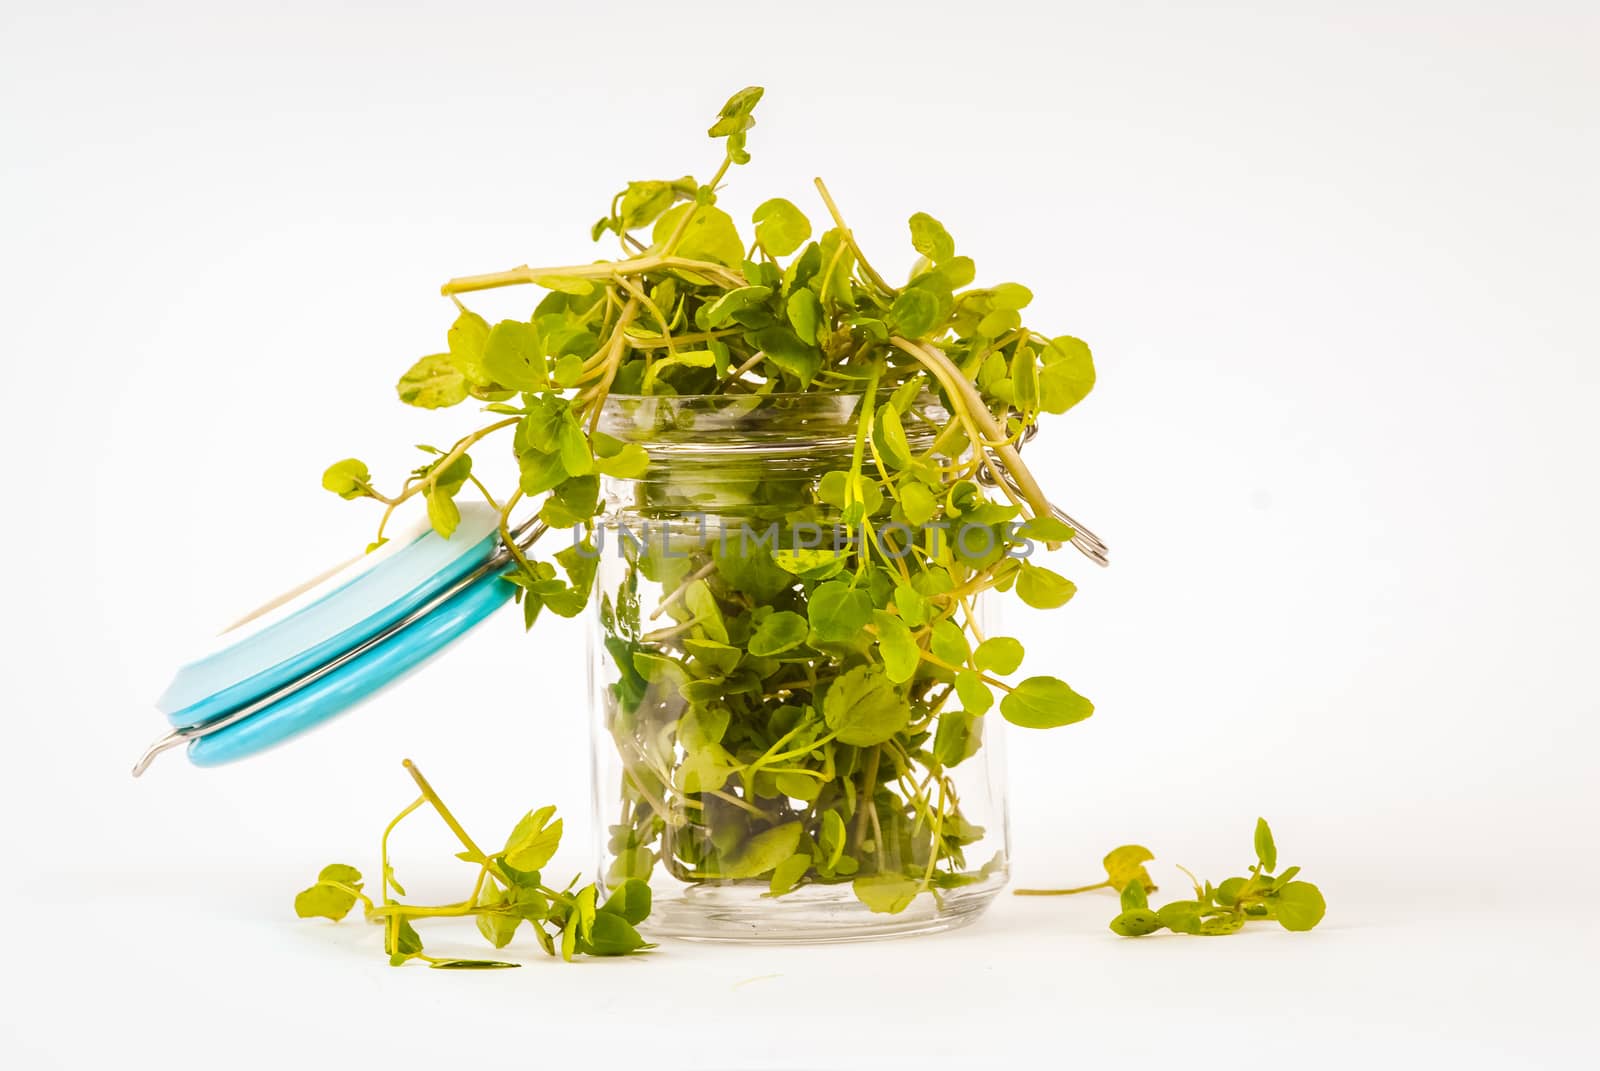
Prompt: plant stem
<box><xmin>812</xmin><ymin>177</ymin><xmax>895</xmax><ymax>295</ymax></box>
<box><xmin>853</xmin><ymin>745</ymin><xmax>881</xmax><ymax>854</ymax></box>
<box><xmin>1014</xmin><ymin>881</ymin><xmax>1112</xmax><ymax>896</ymax></box>
<box><xmin>582</xmin><ymin>297</ymin><xmax>641</xmax><ymax>431</ymax></box>
<box><xmin>890</xmin><ymin>335</ymin><xmax>1055</xmax><ymax>519</ymax></box>
<box><xmin>440</xmin><ymin>256</ymin><xmax>745</xmax><ymax>297</ymax></box>
<box><xmin>402</xmin><ymin>759</ymin><xmax>490</xmax><ymax>862</ymax></box>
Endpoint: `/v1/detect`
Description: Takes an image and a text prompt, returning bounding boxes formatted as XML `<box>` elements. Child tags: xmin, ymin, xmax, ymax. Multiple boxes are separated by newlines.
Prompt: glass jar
<box><xmin>585</xmin><ymin>392</ymin><xmax>1009</xmax><ymax>941</ymax></box>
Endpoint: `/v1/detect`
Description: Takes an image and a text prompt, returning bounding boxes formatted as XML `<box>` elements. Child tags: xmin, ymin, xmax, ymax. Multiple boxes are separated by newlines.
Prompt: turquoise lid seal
<box><xmin>139</xmin><ymin>504</ymin><xmax>525</xmax><ymax>770</ymax></box>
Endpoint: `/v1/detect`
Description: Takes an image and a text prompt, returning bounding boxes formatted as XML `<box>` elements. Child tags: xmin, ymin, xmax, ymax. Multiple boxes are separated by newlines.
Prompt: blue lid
<box><xmin>148</xmin><ymin>503</ymin><xmax>518</xmax><ymax>766</ymax></box>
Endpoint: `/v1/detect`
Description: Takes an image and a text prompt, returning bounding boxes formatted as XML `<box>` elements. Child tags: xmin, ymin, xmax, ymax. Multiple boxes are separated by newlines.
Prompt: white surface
<box><xmin>2</xmin><ymin>1</ymin><xmax>1596</xmax><ymax>1067</ymax></box>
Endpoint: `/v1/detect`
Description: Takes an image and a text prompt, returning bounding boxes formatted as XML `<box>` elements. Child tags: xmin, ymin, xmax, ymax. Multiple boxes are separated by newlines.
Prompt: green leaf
<box><xmin>318</xmin><ymin>863</ymin><xmax>362</xmax><ymax>886</ymax></box>
<box><xmin>999</xmin><ymin>676</ymin><xmax>1094</xmax><ymax>729</ymax></box>
<box><xmin>476</xmin><ymin>908</ymin><xmax>521</xmax><ymax>949</ymax></box>
<box><xmin>583</xmin><ymin>911</ymin><xmax>652</xmax><ymax>955</ymax></box>
<box><xmin>932</xmin><ymin>711</ymin><xmax>981</xmax><ymax>768</ymax></box>
<box><xmin>1010</xmin><ymin>346</ymin><xmax>1039</xmax><ymax>411</ymax></box>
<box><xmin>929</xmin><ymin>619</ymin><xmax>968</xmax><ymax>666</ymax></box>
<box><xmin>653</xmin><ymin>203</ymin><xmax>745</xmax><ymax>267</ymax></box>
<box><xmin>573</xmin><ymin>884</ymin><xmax>598</xmax><ymax>945</ymax></box>
<box><xmin>293</xmin><ymin>869</ymin><xmax>362</xmax><ymax>921</ymax></box>
<box><xmin>1017</xmin><ymin>516</ymin><xmax>1075</xmax><ymax>544</ymax></box>
<box><xmin>684</xmin><ymin>638</ymin><xmax>742</xmax><ymax>676</ymax></box>
<box><xmin>892</xmin><ymin>583</ymin><xmax>929</xmax><ymax>627</ymax></box>
<box><xmin>633</xmin><ymin>652</ymin><xmax>691</xmax><ymax>690</ymax></box>
<box><xmin>1120</xmin><ymin>880</ymin><xmax>1149</xmax><ymax>912</ymax></box>
<box><xmin>822</xmin><ymin>664</ymin><xmax>910</xmax><ymax>746</ymax></box>
<box><xmin>396</xmin><ymin>353</ymin><xmax>469</xmax><ymax>409</ymax></box>
<box><xmin>713</xmin><ymin>542</ymin><xmax>793</xmax><ymax>604</ymax></box>
<box><xmin>1015</xmin><ymin>563</ymin><xmax>1077</xmax><ymax>609</ymax></box>
<box><xmin>774</xmin><ymin>771</ymin><xmax>821</xmax><ymax>802</ymax></box>
<box><xmin>539</xmin><ymin>475</ymin><xmax>600</xmax><ymax>529</ymax></box>
<box><xmin>386</xmin><ymin>918</ymin><xmax>424</xmax><ymax>958</ymax></box>
<box><xmin>708</xmin><ymin>85</ymin><xmax>764</xmax><ymax>138</ymax></box>
<box><xmin>990</xmin><ymin>283</ymin><xmax>1033</xmax><ymax>310</ymax></box>
<box><xmin>753</xmin><ymin>198</ymin><xmax>812</xmax><ymax>257</ymax></box>
<box><xmin>425</xmin><ymin>487</ymin><xmax>461</xmax><ymax>539</ymax></box>
<box><xmin>1271</xmin><ymin>866</ymin><xmax>1302</xmax><ymax>890</ymax></box>
<box><xmin>1215</xmin><ymin>877</ymin><xmax>1247</xmax><ymax>907</ymax></box>
<box><xmin>599</xmin><ymin>878</ymin><xmax>652</xmax><ymax>925</ymax></box>
<box><xmin>1039</xmin><ymin>336</ymin><xmax>1096</xmax><ymax>414</ymax></box>
<box><xmin>887</xmin><ymin>287</ymin><xmax>942</xmax><ymax>338</ymax></box>
<box><xmin>430</xmin><ymin>959</ymin><xmax>521</xmax><ymax>970</ymax></box>
<box><xmin>1156</xmin><ymin>900</ymin><xmax>1204</xmax><ymax>935</ymax></box>
<box><xmin>1199</xmin><ymin>914</ymin><xmax>1246</xmax><ymax>936</ymax></box>
<box><xmin>873</xmin><ymin>610</ymin><xmax>920</xmax><ymax>684</ymax></box>
<box><xmin>518</xmin><ymin>449</ymin><xmax>567</xmax><ymax>496</ymax></box>
<box><xmin>909</xmin><ymin>212</ymin><xmax>955</xmax><ymax>263</ymax></box>
<box><xmin>953</xmin><ymin>671</ymin><xmax>993</xmax><ymax>715</ymax></box>
<box><xmin>592</xmin><ymin>433</ymin><xmax>650</xmax><ymax>479</ymax></box>
<box><xmin>816</xmin><ymin>229</ymin><xmax>857</xmax><ymax>306</ymax></box>
<box><xmin>973</xmin><ymin>636</ymin><xmax>1024</xmax><ymax>675</ymax></box>
<box><xmin>504</xmin><ymin>806</ymin><xmax>563</xmax><ymax>872</ymax></box>
<box><xmin>618</xmin><ymin>178</ymin><xmax>687</xmax><ymax>231</ymax></box>
<box><xmin>1109</xmin><ymin>909</ymin><xmax>1162</xmax><ymax>937</ymax></box>
<box><xmin>1254</xmin><ymin>817</ymin><xmax>1278</xmax><ymax>873</ymax></box>
<box><xmin>819</xmin><ymin>811</ymin><xmax>847</xmax><ymax>869</ymax></box>
<box><xmin>552</xmin><ymin>353</ymin><xmax>585</xmax><ymax>388</ymax></box>
<box><xmin>321</xmin><ymin>459</ymin><xmax>372</xmax><ymax>500</ymax></box>
<box><xmin>559</xmin><ymin>911</ymin><xmax>578</xmax><ymax>962</ymax></box>
<box><xmin>754</xmin><ymin>325</ymin><xmax>821</xmax><ymax>387</ymax></box>
<box><xmin>786</xmin><ymin>288</ymin><xmax>823</xmax><ymax>345</ymax></box>
<box><xmin>873</xmin><ymin>406</ymin><xmax>912</xmax><ymax>469</ymax></box>
<box><xmin>772</xmin><ymin>546</ymin><xmax>848</xmax><ymax>580</ymax></box>
<box><xmin>853</xmin><ymin>874</ymin><xmax>920</xmax><ymax>914</ymax></box>
<box><xmin>702</xmin><ymin>285</ymin><xmax>772</xmax><ymax>328</ymax></box>
<box><xmin>684</xmin><ymin>579</ymin><xmax>728</xmax><ymax>642</ymax></box>
<box><xmin>1274</xmin><ymin>881</ymin><xmax>1326</xmax><ymax>932</ymax></box>
<box><xmin>748</xmin><ymin>610</ymin><xmax>809</xmax><ymax>656</ymax></box>
<box><xmin>767</xmin><ymin>853</ymin><xmax>811</xmax><ymax>897</ymax></box>
<box><xmin>1102</xmin><ymin>845</ymin><xmax>1156</xmax><ymax>893</ymax></box>
<box><xmin>480</xmin><ymin>320</ymin><xmax>546</xmax><ymax>392</ymax></box>
<box><xmin>807</xmin><ymin>581</ymin><xmax>874</xmax><ymax>643</ymax></box>
<box><xmin>446</xmin><ymin>310</ymin><xmax>493</xmax><ymax>388</ymax></box>
<box><xmin>558</xmin><ymin>418</ymin><xmax>593</xmax><ymax>476</ymax></box>
<box><xmin>678</xmin><ymin>703</ymin><xmax>731</xmax><ymax>749</ymax></box>
<box><xmin>900</xmin><ymin>481</ymin><xmax>937</xmax><ymax>526</ymax></box>
<box><xmin>722</xmin><ymin>821</ymin><xmax>802</xmax><ymax>879</ymax></box>
<box><xmin>517</xmin><ymin>396</ymin><xmax>566</xmax><ymax>453</ymax></box>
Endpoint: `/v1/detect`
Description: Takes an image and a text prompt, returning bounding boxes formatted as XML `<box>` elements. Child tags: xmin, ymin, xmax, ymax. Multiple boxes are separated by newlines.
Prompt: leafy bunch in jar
<box><xmin>321</xmin><ymin>87</ymin><xmax>1098</xmax><ymax>915</ymax></box>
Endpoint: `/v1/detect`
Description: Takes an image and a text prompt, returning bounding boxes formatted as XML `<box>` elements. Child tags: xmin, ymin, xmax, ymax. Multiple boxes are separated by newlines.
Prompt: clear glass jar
<box><xmin>585</xmin><ymin>393</ymin><xmax>1009</xmax><ymax>942</ymax></box>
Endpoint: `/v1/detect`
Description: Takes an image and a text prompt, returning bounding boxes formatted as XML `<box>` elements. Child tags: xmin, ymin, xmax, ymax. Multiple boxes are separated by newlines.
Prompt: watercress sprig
<box><xmin>293</xmin><ymin>761</ymin><xmax>655</xmax><ymax>966</ymax></box>
<box><xmin>1016</xmin><ymin>819</ymin><xmax>1328</xmax><ymax>937</ymax></box>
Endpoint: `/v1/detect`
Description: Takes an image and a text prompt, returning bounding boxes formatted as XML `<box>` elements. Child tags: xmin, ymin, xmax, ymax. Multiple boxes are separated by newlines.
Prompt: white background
<box><xmin>2</xmin><ymin>0</ymin><xmax>1596</xmax><ymax>1066</ymax></box>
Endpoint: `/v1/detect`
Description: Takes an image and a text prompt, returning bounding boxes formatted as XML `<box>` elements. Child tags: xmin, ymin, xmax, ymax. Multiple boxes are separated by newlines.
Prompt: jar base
<box><xmin>645</xmin><ymin>875</ymin><xmax>1006</xmax><ymax>944</ymax></box>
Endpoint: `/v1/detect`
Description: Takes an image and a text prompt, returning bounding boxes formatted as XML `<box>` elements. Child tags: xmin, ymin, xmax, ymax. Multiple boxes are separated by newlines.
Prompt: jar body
<box><xmin>585</xmin><ymin>394</ymin><xmax>1010</xmax><ymax>942</ymax></box>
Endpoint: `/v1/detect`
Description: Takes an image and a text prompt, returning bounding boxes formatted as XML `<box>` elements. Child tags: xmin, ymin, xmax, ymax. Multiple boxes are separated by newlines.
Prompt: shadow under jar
<box><xmin>586</xmin><ymin>392</ymin><xmax>1009</xmax><ymax>942</ymax></box>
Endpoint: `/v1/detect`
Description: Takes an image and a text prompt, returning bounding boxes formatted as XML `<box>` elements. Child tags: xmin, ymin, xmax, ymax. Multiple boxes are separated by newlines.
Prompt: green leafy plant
<box><xmin>293</xmin><ymin>761</ymin><xmax>654</xmax><ymax>966</ymax></box>
<box><xmin>1016</xmin><ymin>819</ymin><xmax>1327</xmax><ymax>937</ymax></box>
<box><xmin>323</xmin><ymin>86</ymin><xmax>1100</xmax><ymax>915</ymax></box>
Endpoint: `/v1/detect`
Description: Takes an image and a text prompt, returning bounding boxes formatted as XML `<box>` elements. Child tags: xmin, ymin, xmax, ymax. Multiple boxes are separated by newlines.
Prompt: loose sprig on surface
<box><xmin>322</xmin><ymin>86</ymin><xmax>1100</xmax><ymax>916</ymax></box>
<box><xmin>1016</xmin><ymin>819</ymin><xmax>1327</xmax><ymax>937</ymax></box>
<box><xmin>293</xmin><ymin>761</ymin><xmax>654</xmax><ymax>966</ymax></box>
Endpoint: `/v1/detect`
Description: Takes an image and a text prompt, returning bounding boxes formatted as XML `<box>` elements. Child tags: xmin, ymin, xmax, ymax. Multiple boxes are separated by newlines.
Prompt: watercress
<box><xmin>294</xmin><ymin>761</ymin><xmax>654</xmax><ymax>966</ymax></box>
<box><xmin>1016</xmin><ymin>818</ymin><xmax>1328</xmax><ymax>937</ymax></box>
<box><xmin>322</xmin><ymin>86</ymin><xmax>1100</xmax><ymax>916</ymax></box>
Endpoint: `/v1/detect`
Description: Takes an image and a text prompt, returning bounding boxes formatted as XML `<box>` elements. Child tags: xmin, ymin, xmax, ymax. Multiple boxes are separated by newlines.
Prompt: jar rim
<box><xmin>594</xmin><ymin>390</ymin><xmax>947</xmax><ymax>459</ymax></box>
